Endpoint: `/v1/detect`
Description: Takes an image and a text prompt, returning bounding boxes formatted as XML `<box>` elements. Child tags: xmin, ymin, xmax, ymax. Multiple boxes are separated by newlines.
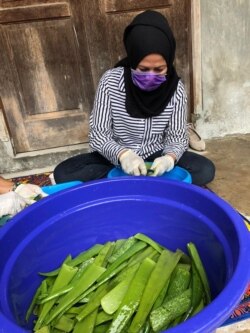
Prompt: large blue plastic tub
<box><xmin>0</xmin><ymin>177</ymin><xmax>249</xmax><ymax>333</ymax></box>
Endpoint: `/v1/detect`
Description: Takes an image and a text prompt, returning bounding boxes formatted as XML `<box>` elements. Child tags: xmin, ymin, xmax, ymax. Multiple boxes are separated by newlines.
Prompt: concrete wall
<box><xmin>0</xmin><ymin>140</ymin><xmax>85</xmax><ymax>176</ymax></box>
<box><xmin>197</xmin><ymin>0</ymin><xmax>250</xmax><ymax>138</ymax></box>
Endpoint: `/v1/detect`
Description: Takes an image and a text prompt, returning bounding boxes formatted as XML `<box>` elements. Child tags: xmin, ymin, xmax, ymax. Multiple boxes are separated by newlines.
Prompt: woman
<box><xmin>54</xmin><ymin>10</ymin><xmax>215</xmax><ymax>186</ymax></box>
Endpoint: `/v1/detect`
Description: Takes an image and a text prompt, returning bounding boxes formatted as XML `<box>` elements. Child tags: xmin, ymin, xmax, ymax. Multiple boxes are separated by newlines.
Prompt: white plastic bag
<box><xmin>0</xmin><ymin>191</ymin><xmax>28</xmax><ymax>217</ymax></box>
<box><xmin>15</xmin><ymin>184</ymin><xmax>47</xmax><ymax>204</ymax></box>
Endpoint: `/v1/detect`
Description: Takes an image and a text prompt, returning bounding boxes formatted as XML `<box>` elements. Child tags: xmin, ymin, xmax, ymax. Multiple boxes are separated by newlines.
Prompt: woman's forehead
<box><xmin>138</xmin><ymin>54</ymin><xmax>167</xmax><ymax>66</ymax></box>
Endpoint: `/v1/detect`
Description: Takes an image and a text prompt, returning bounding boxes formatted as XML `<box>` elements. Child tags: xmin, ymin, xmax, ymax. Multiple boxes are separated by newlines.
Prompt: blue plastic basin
<box><xmin>0</xmin><ymin>177</ymin><xmax>249</xmax><ymax>333</ymax></box>
<box><xmin>41</xmin><ymin>180</ymin><xmax>82</xmax><ymax>195</ymax></box>
<box><xmin>107</xmin><ymin>165</ymin><xmax>192</xmax><ymax>183</ymax></box>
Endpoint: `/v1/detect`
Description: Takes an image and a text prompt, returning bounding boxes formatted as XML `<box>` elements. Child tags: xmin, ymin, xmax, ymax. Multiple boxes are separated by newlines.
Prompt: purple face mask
<box><xmin>131</xmin><ymin>69</ymin><xmax>167</xmax><ymax>91</ymax></box>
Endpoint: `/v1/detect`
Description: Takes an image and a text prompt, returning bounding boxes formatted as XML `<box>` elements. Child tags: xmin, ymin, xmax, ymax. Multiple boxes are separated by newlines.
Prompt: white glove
<box><xmin>0</xmin><ymin>191</ymin><xmax>28</xmax><ymax>217</ymax></box>
<box><xmin>150</xmin><ymin>155</ymin><xmax>175</xmax><ymax>176</ymax></box>
<box><xmin>119</xmin><ymin>149</ymin><xmax>147</xmax><ymax>176</ymax></box>
<box><xmin>15</xmin><ymin>184</ymin><xmax>47</xmax><ymax>204</ymax></box>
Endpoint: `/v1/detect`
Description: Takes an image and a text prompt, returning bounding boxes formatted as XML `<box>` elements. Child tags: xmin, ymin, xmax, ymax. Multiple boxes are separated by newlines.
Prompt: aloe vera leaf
<box><xmin>94</xmin><ymin>242</ymin><xmax>114</xmax><ymax>267</ymax></box>
<box><xmin>40</xmin><ymin>279</ymin><xmax>48</xmax><ymax>295</ymax></box>
<box><xmin>45</xmin><ymin>264</ymin><xmax>105</xmax><ymax>325</ymax></box>
<box><xmin>70</xmin><ymin>257</ymin><xmax>95</xmax><ymax>283</ymax></box>
<box><xmin>112</xmin><ymin>239</ymin><xmax>126</xmax><ymax>255</ymax></box>
<box><xmin>191</xmin><ymin>297</ymin><xmax>204</xmax><ymax>316</ymax></box>
<box><xmin>112</xmin><ymin>262</ymin><xmax>140</xmax><ymax>285</ymax></box>
<box><xmin>108</xmin><ymin>237</ymin><xmax>137</xmax><ymax>264</ymax></box>
<box><xmin>187</xmin><ymin>242</ymin><xmax>211</xmax><ymax>303</ymax></box>
<box><xmin>35</xmin><ymin>264</ymin><xmax>78</xmax><ymax>330</ymax></box>
<box><xmin>77</xmin><ymin>260</ymin><xmax>129</xmax><ymax>303</ymax></box>
<box><xmin>176</xmin><ymin>249</ymin><xmax>191</xmax><ymax>265</ymax></box>
<box><xmin>152</xmin><ymin>279</ymin><xmax>170</xmax><ymax>311</ymax></box>
<box><xmin>134</xmin><ymin>234</ymin><xmax>163</xmax><ymax>254</ymax></box>
<box><xmin>164</xmin><ymin>264</ymin><xmax>191</xmax><ymax>300</ymax></box>
<box><xmin>72</xmin><ymin>319</ymin><xmax>86</xmax><ymax>333</ymax></box>
<box><xmin>34</xmin><ymin>280</ymin><xmax>49</xmax><ymax>317</ymax></box>
<box><xmin>150</xmin><ymin>251</ymin><xmax>161</xmax><ymax>263</ymax></box>
<box><xmin>128</xmin><ymin>249</ymin><xmax>181</xmax><ymax>333</ymax></box>
<box><xmin>73</xmin><ymin>309</ymin><xmax>98</xmax><ymax>333</ymax></box>
<box><xmin>73</xmin><ymin>261</ymin><xmax>129</xmax><ymax>309</ymax></box>
<box><xmin>38</xmin><ymin>286</ymin><xmax>73</xmax><ymax>305</ymax></box>
<box><xmin>162</xmin><ymin>265</ymin><xmax>192</xmax><ymax>328</ymax></box>
<box><xmin>182</xmin><ymin>261</ymin><xmax>204</xmax><ymax>322</ymax></box>
<box><xmin>97</xmin><ymin>241</ymin><xmax>147</xmax><ymax>283</ymax></box>
<box><xmin>65</xmin><ymin>306</ymin><xmax>83</xmax><ymax>315</ymax></box>
<box><xmin>35</xmin><ymin>326</ymin><xmax>50</xmax><ymax>333</ymax></box>
<box><xmin>177</xmin><ymin>263</ymin><xmax>191</xmax><ymax>271</ymax></box>
<box><xmin>95</xmin><ymin>311</ymin><xmax>113</xmax><ymax>325</ymax></box>
<box><xmin>25</xmin><ymin>284</ymin><xmax>42</xmax><ymax>322</ymax></box>
<box><xmin>101</xmin><ymin>276</ymin><xmax>132</xmax><ymax>314</ymax></box>
<box><xmin>150</xmin><ymin>289</ymin><xmax>192</xmax><ymax>332</ymax></box>
<box><xmin>139</xmin><ymin>271</ymin><xmax>170</xmax><ymax>333</ymax></box>
<box><xmin>38</xmin><ymin>258</ymin><xmax>95</xmax><ymax>305</ymax></box>
<box><xmin>54</xmin><ymin>315</ymin><xmax>74</xmax><ymax>332</ymax></box>
<box><xmin>127</xmin><ymin>246</ymin><xmax>156</xmax><ymax>267</ymax></box>
<box><xmin>141</xmin><ymin>321</ymin><xmax>153</xmax><ymax>333</ymax></box>
<box><xmin>76</xmin><ymin>282</ymin><xmax>111</xmax><ymax>322</ymax></box>
<box><xmin>191</xmin><ymin>261</ymin><xmax>204</xmax><ymax>307</ymax></box>
<box><xmin>177</xmin><ymin>289</ymin><xmax>204</xmax><ymax>327</ymax></box>
<box><xmin>93</xmin><ymin>323</ymin><xmax>110</xmax><ymax>333</ymax></box>
<box><xmin>51</xmin><ymin>329</ymin><xmax>61</xmax><ymax>333</ymax></box>
<box><xmin>69</xmin><ymin>244</ymin><xmax>104</xmax><ymax>267</ymax></box>
<box><xmin>107</xmin><ymin>257</ymin><xmax>155</xmax><ymax>333</ymax></box>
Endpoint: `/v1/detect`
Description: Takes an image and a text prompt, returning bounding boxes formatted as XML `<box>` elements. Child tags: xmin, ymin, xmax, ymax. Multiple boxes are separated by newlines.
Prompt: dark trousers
<box><xmin>54</xmin><ymin>150</ymin><xmax>215</xmax><ymax>186</ymax></box>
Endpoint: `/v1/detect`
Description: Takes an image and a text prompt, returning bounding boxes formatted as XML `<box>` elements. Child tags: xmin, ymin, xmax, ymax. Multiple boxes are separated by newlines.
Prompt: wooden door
<box><xmin>0</xmin><ymin>0</ymin><xmax>191</xmax><ymax>155</ymax></box>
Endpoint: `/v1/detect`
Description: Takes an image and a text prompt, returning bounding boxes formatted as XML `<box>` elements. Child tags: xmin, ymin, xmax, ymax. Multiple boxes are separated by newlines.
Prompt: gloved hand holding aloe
<box><xmin>119</xmin><ymin>149</ymin><xmax>175</xmax><ymax>177</ymax></box>
<box><xmin>27</xmin><ymin>234</ymin><xmax>211</xmax><ymax>333</ymax></box>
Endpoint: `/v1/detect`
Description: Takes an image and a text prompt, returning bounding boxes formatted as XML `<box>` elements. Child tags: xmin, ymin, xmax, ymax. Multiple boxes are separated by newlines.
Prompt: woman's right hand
<box><xmin>119</xmin><ymin>149</ymin><xmax>147</xmax><ymax>176</ymax></box>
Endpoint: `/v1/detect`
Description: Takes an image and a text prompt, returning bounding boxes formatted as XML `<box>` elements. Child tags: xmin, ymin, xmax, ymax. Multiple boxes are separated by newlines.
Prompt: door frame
<box><xmin>191</xmin><ymin>0</ymin><xmax>202</xmax><ymax>122</ymax></box>
<box><xmin>0</xmin><ymin>0</ymin><xmax>202</xmax><ymax>158</ymax></box>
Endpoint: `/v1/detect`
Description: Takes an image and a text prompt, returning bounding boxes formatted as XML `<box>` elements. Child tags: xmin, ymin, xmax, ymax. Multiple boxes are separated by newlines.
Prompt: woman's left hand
<box><xmin>150</xmin><ymin>155</ymin><xmax>175</xmax><ymax>176</ymax></box>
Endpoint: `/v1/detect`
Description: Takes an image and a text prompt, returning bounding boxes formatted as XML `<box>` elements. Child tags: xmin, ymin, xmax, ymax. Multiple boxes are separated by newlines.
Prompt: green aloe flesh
<box><xmin>27</xmin><ymin>234</ymin><xmax>211</xmax><ymax>333</ymax></box>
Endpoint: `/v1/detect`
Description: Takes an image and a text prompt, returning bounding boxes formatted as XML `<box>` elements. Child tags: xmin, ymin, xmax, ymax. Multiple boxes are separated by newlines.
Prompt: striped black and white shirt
<box><xmin>89</xmin><ymin>67</ymin><xmax>188</xmax><ymax>166</ymax></box>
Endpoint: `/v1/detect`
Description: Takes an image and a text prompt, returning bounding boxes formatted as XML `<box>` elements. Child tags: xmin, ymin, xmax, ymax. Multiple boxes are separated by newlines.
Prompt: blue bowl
<box><xmin>0</xmin><ymin>177</ymin><xmax>249</xmax><ymax>333</ymax></box>
<box><xmin>107</xmin><ymin>165</ymin><xmax>192</xmax><ymax>183</ymax></box>
<box><xmin>41</xmin><ymin>181</ymin><xmax>82</xmax><ymax>195</ymax></box>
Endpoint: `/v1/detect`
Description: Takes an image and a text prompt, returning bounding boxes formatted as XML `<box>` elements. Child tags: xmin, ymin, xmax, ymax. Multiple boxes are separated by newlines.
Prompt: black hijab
<box><xmin>115</xmin><ymin>10</ymin><xmax>179</xmax><ymax>118</ymax></box>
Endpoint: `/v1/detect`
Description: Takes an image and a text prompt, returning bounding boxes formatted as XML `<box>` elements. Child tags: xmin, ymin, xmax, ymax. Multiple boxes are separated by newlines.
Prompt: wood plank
<box><xmin>0</xmin><ymin>3</ymin><xmax>70</xmax><ymax>23</ymax></box>
<box><xmin>25</xmin><ymin>109</ymin><xmax>84</xmax><ymax>122</ymax></box>
<box><xmin>82</xmin><ymin>1</ymin><xmax>112</xmax><ymax>88</ymax></box>
<box><xmin>105</xmin><ymin>0</ymin><xmax>172</xmax><ymax>13</ymax></box>
<box><xmin>24</xmin><ymin>114</ymin><xmax>89</xmax><ymax>149</ymax></box>
<box><xmin>0</xmin><ymin>29</ymin><xmax>30</xmax><ymax>151</ymax></box>
<box><xmin>191</xmin><ymin>0</ymin><xmax>202</xmax><ymax>120</ymax></box>
<box><xmin>0</xmin><ymin>98</ymin><xmax>10</xmax><ymax>142</ymax></box>
<box><xmin>4</xmin><ymin>19</ymin><xmax>85</xmax><ymax>115</ymax></box>
<box><xmin>1</xmin><ymin>0</ymin><xmax>66</xmax><ymax>8</ymax></box>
